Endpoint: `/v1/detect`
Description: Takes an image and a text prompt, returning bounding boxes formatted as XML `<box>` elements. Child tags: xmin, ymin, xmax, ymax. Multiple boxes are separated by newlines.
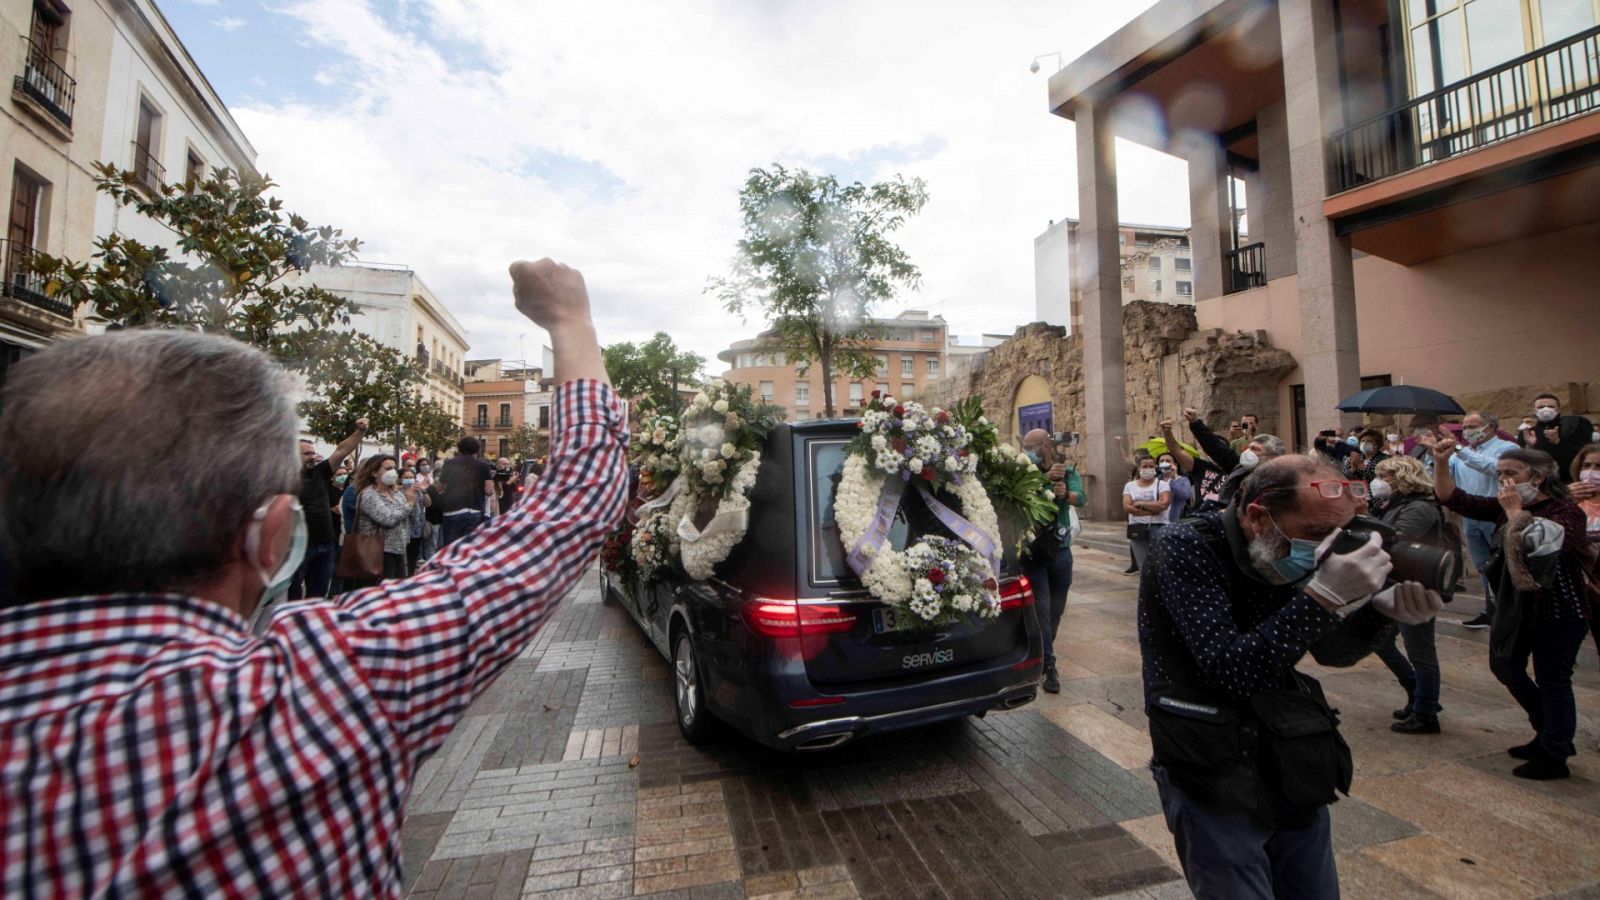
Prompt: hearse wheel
<box><xmin>672</xmin><ymin>630</ymin><xmax>714</xmax><ymax>743</ymax></box>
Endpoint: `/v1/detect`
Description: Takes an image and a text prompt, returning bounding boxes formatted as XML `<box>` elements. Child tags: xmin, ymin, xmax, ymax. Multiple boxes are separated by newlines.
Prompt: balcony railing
<box><xmin>497</xmin><ymin>416</ymin><xmax>513</xmax><ymax>427</ymax></box>
<box><xmin>1224</xmin><ymin>242</ymin><xmax>1266</xmax><ymax>294</ymax></box>
<box><xmin>475</xmin><ymin>417</ymin><xmax>489</xmax><ymax>428</ymax></box>
<box><xmin>1329</xmin><ymin>23</ymin><xmax>1600</xmax><ymax>193</ymax></box>
<box><xmin>131</xmin><ymin>142</ymin><xmax>164</xmax><ymax>193</ymax></box>
<box><xmin>0</xmin><ymin>240</ymin><xmax>72</xmax><ymax>317</ymax></box>
<box><xmin>15</xmin><ymin>37</ymin><xmax>74</xmax><ymax>128</ymax></box>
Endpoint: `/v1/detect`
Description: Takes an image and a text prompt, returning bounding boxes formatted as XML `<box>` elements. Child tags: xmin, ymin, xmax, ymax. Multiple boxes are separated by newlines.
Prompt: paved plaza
<box><xmin>399</xmin><ymin>531</ymin><xmax>1600</xmax><ymax>900</ymax></box>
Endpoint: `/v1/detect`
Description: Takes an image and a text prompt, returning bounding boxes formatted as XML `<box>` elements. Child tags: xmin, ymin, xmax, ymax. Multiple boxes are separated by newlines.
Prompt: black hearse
<box><xmin>601</xmin><ymin>418</ymin><xmax>1044</xmax><ymax>751</ymax></box>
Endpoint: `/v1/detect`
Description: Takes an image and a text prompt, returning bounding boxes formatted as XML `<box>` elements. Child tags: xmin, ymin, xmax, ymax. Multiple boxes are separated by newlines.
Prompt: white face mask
<box><xmin>1580</xmin><ymin>470</ymin><xmax>1600</xmax><ymax>485</ymax></box>
<box><xmin>243</xmin><ymin>499</ymin><xmax>307</xmax><ymax>633</ymax></box>
<box><xmin>380</xmin><ymin>469</ymin><xmax>399</xmax><ymax>486</ymax></box>
<box><xmin>1369</xmin><ymin>479</ymin><xmax>1393</xmax><ymax>501</ymax></box>
<box><xmin>1139</xmin><ymin>468</ymin><xmax>1157</xmax><ymax>481</ymax></box>
<box><xmin>1239</xmin><ymin>449</ymin><xmax>1261</xmax><ymax>470</ymax></box>
<box><xmin>1360</xmin><ymin>441</ymin><xmax>1376</xmax><ymax>456</ymax></box>
<box><xmin>1386</xmin><ymin>434</ymin><xmax>1400</xmax><ymax>444</ymax></box>
<box><xmin>1536</xmin><ymin>407</ymin><xmax>1559</xmax><ymax>423</ymax></box>
<box><xmin>1516</xmin><ymin>481</ymin><xmax>1539</xmax><ymax>504</ymax></box>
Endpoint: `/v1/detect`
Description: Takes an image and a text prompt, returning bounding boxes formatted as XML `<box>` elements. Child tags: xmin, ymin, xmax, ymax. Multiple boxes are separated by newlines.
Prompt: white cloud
<box><xmin>213</xmin><ymin>16</ymin><xmax>245</xmax><ymax>31</ymax></box>
<box><xmin>233</xmin><ymin>0</ymin><xmax>1188</xmax><ymax>372</ymax></box>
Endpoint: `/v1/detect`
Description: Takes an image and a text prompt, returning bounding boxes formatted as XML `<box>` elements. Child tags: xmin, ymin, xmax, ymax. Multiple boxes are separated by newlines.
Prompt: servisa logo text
<box><xmin>902</xmin><ymin>649</ymin><xmax>955</xmax><ymax>670</ymax></box>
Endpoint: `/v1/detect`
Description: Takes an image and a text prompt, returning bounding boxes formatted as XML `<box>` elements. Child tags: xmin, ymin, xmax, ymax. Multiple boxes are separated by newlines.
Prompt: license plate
<box><xmin>872</xmin><ymin>607</ymin><xmax>917</xmax><ymax>634</ymax></box>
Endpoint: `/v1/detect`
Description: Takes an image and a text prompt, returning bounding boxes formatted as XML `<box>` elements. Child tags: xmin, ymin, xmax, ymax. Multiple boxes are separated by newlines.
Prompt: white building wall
<box><xmin>1033</xmin><ymin>219</ymin><xmax>1073</xmax><ymax>331</ymax></box>
<box><xmin>93</xmin><ymin>0</ymin><xmax>255</xmax><ymax>251</ymax></box>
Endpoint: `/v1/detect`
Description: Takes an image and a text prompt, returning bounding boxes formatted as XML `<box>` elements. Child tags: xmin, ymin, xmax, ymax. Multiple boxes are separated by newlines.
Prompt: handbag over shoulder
<box><xmin>335</xmin><ymin>488</ymin><xmax>385</xmax><ymax>580</ymax></box>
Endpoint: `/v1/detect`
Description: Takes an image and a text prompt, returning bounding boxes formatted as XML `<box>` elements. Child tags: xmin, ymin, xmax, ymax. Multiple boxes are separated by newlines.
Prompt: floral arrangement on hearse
<box><xmin>835</xmin><ymin>391</ymin><xmax>1026</xmax><ymax>626</ymax></box>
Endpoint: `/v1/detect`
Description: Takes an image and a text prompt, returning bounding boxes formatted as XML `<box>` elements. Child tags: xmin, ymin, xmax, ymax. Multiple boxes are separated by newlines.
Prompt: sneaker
<box><xmin>1462</xmin><ymin>613</ymin><xmax>1491</xmax><ymax>630</ymax></box>
<box><xmin>1508</xmin><ymin>739</ymin><xmax>1541</xmax><ymax>760</ymax></box>
<box><xmin>1513</xmin><ymin>754</ymin><xmax>1570</xmax><ymax>781</ymax></box>
<box><xmin>1391</xmin><ymin>714</ymin><xmax>1440</xmax><ymax>735</ymax></box>
<box><xmin>1042</xmin><ymin>664</ymin><xmax>1061</xmax><ymax>694</ymax></box>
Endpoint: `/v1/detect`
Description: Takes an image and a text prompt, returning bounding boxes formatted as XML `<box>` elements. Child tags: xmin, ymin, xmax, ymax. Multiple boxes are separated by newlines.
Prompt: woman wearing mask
<box><xmin>1356</xmin><ymin>428</ymin><xmax>1391</xmax><ymax>484</ymax></box>
<box><xmin>1122</xmin><ymin>458</ymin><xmax>1170</xmax><ymax>573</ymax></box>
<box><xmin>352</xmin><ymin>454</ymin><xmax>418</xmax><ymax>587</ymax></box>
<box><xmin>1434</xmin><ymin>441</ymin><xmax>1590</xmax><ymax>779</ymax></box>
<box><xmin>1370</xmin><ymin>457</ymin><xmax>1449</xmax><ymax>735</ymax></box>
<box><xmin>1568</xmin><ymin>445</ymin><xmax>1600</xmax><ymax>658</ymax></box>
<box><xmin>1156</xmin><ymin>452</ymin><xmax>1192</xmax><ymax>524</ymax></box>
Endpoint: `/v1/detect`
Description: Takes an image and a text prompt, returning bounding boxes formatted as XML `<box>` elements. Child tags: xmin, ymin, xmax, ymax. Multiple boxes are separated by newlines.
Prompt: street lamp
<box><xmin>1029</xmin><ymin>52</ymin><xmax>1064</xmax><ymax>74</ymax></box>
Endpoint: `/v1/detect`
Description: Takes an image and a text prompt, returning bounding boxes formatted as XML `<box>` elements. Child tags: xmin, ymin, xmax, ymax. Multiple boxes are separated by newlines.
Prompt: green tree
<box><xmin>708</xmin><ymin>164</ymin><xmax>928</xmax><ymax>418</ymax></box>
<box><xmin>601</xmin><ymin>332</ymin><xmax>705</xmax><ymax>413</ymax></box>
<box><xmin>507</xmin><ymin>423</ymin><xmax>549</xmax><ymax>461</ymax></box>
<box><xmin>31</xmin><ymin>164</ymin><xmax>361</xmax><ymax>370</ymax></box>
<box><xmin>298</xmin><ymin>333</ymin><xmax>424</xmax><ymax>456</ymax></box>
<box><xmin>405</xmin><ymin>399</ymin><xmax>463</xmax><ymax>459</ymax></box>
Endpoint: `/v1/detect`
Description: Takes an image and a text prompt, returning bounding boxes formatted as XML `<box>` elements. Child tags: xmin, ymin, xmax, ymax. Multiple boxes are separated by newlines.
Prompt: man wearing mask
<box><xmin>1447</xmin><ymin>411</ymin><xmax>1518</xmax><ymax>629</ymax></box>
<box><xmin>0</xmin><ymin>258</ymin><xmax>626</xmax><ymax>896</ymax></box>
<box><xmin>1180</xmin><ymin>407</ymin><xmax>1286</xmax><ymax>509</ymax></box>
<box><xmin>1140</xmin><ymin>456</ymin><xmax>1443</xmax><ymax>898</ymax></box>
<box><xmin>1020</xmin><ymin>429</ymin><xmax>1085</xmax><ymax>694</ymax></box>
<box><xmin>289</xmin><ymin>418</ymin><xmax>369</xmax><ymax>601</ymax></box>
<box><xmin>1530</xmin><ymin>394</ymin><xmax>1594</xmax><ymax>482</ymax></box>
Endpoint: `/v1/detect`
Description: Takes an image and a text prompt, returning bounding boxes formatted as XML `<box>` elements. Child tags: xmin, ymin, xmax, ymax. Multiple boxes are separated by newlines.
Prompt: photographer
<box><xmin>0</xmin><ymin>259</ymin><xmax>626</xmax><ymax>895</ymax></box>
<box><xmin>1020</xmin><ymin>429</ymin><xmax>1085</xmax><ymax>695</ymax></box>
<box><xmin>1140</xmin><ymin>455</ymin><xmax>1442</xmax><ymax>899</ymax></box>
<box><xmin>1431</xmin><ymin>438</ymin><xmax>1589</xmax><ymax>780</ymax></box>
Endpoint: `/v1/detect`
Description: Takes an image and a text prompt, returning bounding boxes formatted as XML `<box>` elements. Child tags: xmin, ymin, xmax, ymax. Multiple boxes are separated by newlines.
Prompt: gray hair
<box><xmin>1254</xmin><ymin>434</ymin><xmax>1287</xmax><ymax>457</ymax></box>
<box><xmin>1468</xmin><ymin>410</ymin><xmax>1500</xmax><ymax>431</ymax></box>
<box><xmin>0</xmin><ymin>330</ymin><xmax>299</xmax><ymax>603</ymax></box>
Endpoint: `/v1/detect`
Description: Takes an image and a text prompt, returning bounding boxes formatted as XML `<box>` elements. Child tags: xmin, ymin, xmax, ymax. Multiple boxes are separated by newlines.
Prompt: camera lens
<box><xmin>1388</xmin><ymin>540</ymin><xmax>1462</xmax><ymax>594</ymax></box>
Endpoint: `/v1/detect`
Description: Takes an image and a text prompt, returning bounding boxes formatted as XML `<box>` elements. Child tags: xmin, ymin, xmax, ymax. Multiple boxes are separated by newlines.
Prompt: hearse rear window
<box><xmin>812</xmin><ymin>439</ymin><xmax>961</xmax><ymax>585</ymax></box>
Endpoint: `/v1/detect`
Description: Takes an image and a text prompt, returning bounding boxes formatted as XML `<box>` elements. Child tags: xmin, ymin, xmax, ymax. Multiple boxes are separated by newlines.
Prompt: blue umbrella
<box><xmin>1336</xmin><ymin>385</ymin><xmax>1463</xmax><ymax>416</ymax></box>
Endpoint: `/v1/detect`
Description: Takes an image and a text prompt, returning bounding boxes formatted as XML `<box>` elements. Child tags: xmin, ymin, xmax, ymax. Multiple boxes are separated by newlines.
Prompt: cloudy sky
<box><xmin>164</xmin><ymin>0</ymin><xmax>1190</xmax><ymax>372</ymax></box>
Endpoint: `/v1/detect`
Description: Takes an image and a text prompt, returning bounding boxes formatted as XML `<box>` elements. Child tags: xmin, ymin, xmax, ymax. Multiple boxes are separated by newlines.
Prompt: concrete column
<box><xmin>1279</xmin><ymin>0</ymin><xmax>1361</xmax><ymax>434</ymax></box>
<box><xmin>1073</xmin><ymin>101</ymin><xmax>1128</xmax><ymax>521</ymax></box>
<box><xmin>1183</xmin><ymin>133</ymin><xmax>1231</xmax><ymax>302</ymax></box>
<box><xmin>1256</xmin><ymin>101</ymin><xmax>1297</xmax><ymax>282</ymax></box>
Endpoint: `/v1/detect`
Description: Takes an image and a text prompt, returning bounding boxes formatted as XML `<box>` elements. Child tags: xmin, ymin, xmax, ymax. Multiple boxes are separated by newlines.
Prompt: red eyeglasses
<box><xmin>1307</xmin><ymin>480</ymin><xmax>1369</xmax><ymax>500</ymax></box>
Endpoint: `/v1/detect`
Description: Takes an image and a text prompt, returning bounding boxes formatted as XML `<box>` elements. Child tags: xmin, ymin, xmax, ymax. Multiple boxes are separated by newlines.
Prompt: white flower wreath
<box><xmin>679</xmin><ymin>449</ymin><xmax>761</xmax><ymax>580</ymax></box>
<box><xmin>835</xmin><ymin>452</ymin><xmax>1003</xmax><ymax>621</ymax></box>
<box><xmin>668</xmin><ymin>381</ymin><xmax>778</xmax><ymax>580</ymax></box>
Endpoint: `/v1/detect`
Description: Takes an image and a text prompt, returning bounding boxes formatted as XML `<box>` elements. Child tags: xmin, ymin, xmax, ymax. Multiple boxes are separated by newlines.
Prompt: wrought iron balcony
<box><xmin>1224</xmin><ymin>242</ymin><xmax>1266</xmax><ymax>294</ymax></box>
<box><xmin>131</xmin><ymin>142</ymin><xmax>164</xmax><ymax>193</ymax></box>
<box><xmin>15</xmin><ymin>36</ymin><xmax>73</xmax><ymax>129</ymax></box>
<box><xmin>496</xmin><ymin>416</ymin><xmax>513</xmax><ymax>428</ymax></box>
<box><xmin>1</xmin><ymin>240</ymin><xmax>72</xmax><ymax>317</ymax></box>
<box><xmin>1329</xmin><ymin>24</ymin><xmax>1600</xmax><ymax>193</ymax></box>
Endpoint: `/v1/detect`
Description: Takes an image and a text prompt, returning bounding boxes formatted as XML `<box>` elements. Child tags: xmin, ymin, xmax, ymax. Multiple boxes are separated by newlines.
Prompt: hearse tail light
<box><xmin>743</xmin><ymin>599</ymin><xmax>856</xmax><ymax>638</ymax></box>
<box><xmin>788</xmin><ymin>696</ymin><xmax>846</xmax><ymax>708</ymax></box>
<box><xmin>998</xmin><ymin>576</ymin><xmax>1035</xmax><ymax>611</ymax></box>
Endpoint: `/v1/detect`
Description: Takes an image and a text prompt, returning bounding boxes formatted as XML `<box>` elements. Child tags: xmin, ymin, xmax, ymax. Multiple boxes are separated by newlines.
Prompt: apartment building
<box><xmin>717</xmin><ymin>310</ymin><xmax>949</xmax><ymax>419</ymax></box>
<box><xmin>1034</xmin><ymin>218</ymin><xmax>1197</xmax><ymax>332</ymax></box>
<box><xmin>463</xmin><ymin>358</ymin><xmax>555</xmax><ymax>460</ymax></box>
<box><xmin>1050</xmin><ymin>0</ymin><xmax>1600</xmax><ymax>511</ymax></box>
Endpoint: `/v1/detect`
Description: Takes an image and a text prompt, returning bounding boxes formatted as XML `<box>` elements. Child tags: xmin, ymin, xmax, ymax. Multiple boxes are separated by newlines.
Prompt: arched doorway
<box><xmin>1012</xmin><ymin>375</ymin><xmax>1053</xmax><ymax>439</ymax></box>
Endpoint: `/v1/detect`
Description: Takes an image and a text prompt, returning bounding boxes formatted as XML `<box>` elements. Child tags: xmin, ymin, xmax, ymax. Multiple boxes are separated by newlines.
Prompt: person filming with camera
<box><xmin>1139</xmin><ymin>454</ymin><xmax>1444</xmax><ymax>899</ymax></box>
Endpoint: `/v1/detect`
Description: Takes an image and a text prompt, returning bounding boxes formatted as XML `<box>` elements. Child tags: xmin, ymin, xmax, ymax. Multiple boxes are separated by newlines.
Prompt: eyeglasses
<box><xmin>1307</xmin><ymin>479</ymin><xmax>1368</xmax><ymax>500</ymax></box>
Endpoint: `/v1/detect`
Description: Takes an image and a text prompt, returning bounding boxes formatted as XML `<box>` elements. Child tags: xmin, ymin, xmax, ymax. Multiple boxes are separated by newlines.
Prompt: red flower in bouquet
<box><xmin>871</xmin><ymin>389</ymin><xmax>882</xmax><ymax>399</ymax></box>
<box><xmin>893</xmin><ymin>405</ymin><xmax>906</xmax><ymax>417</ymax></box>
<box><xmin>927</xmin><ymin>568</ymin><xmax>946</xmax><ymax>585</ymax></box>
<box><xmin>921</xmin><ymin>468</ymin><xmax>936</xmax><ymax>482</ymax></box>
<box><xmin>892</xmin><ymin>436</ymin><xmax>907</xmax><ymax>453</ymax></box>
<box><xmin>936</xmin><ymin>410</ymin><xmax>950</xmax><ymax>425</ymax></box>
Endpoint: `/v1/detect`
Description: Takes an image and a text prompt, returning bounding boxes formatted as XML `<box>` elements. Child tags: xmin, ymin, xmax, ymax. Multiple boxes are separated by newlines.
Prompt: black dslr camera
<box><xmin>1325</xmin><ymin>515</ymin><xmax>1462</xmax><ymax>594</ymax></box>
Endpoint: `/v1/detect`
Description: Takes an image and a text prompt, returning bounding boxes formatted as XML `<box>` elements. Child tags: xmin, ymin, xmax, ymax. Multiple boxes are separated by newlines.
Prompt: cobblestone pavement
<box><xmin>401</xmin><ymin>539</ymin><xmax>1600</xmax><ymax>899</ymax></box>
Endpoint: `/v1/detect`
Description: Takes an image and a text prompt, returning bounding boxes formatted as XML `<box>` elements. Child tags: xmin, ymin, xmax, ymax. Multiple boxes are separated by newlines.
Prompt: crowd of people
<box><xmin>1126</xmin><ymin>392</ymin><xmax>1599</xmax><ymax>898</ymax></box>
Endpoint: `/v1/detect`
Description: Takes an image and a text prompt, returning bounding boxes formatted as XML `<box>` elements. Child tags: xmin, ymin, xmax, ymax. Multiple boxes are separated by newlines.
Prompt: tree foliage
<box><xmin>601</xmin><ymin>332</ymin><xmax>705</xmax><ymax>414</ymax></box>
<box><xmin>406</xmin><ymin>400</ymin><xmax>463</xmax><ymax>459</ymax></box>
<box><xmin>708</xmin><ymin>165</ymin><xmax>928</xmax><ymax>418</ymax></box>
<box><xmin>508</xmin><ymin>424</ymin><xmax>549</xmax><ymax>461</ymax></box>
<box><xmin>31</xmin><ymin>164</ymin><xmax>361</xmax><ymax>370</ymax></box>
<box><xmin>298</xmin><ymin>333</ymin><xmax>427</xmax><ymax>455</ymax></box>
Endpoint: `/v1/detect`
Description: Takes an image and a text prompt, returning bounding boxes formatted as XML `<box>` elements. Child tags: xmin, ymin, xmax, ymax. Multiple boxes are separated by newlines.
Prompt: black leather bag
<box><xmin>1249</xmin><ymin>674</ymin><xmax>1353</xmax><ymax>811</ymax></box>
<box><xmin>1127</xmin><ymin>523</ymin><xmax>1151</xmax><ymax>541</ymax></box>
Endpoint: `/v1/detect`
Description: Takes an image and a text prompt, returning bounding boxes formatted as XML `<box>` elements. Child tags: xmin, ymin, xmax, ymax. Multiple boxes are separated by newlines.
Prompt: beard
<box><xmin>1247</xmin><ymin>530</ymin><xmax>1294</xmax><ymax>585</ymax></box>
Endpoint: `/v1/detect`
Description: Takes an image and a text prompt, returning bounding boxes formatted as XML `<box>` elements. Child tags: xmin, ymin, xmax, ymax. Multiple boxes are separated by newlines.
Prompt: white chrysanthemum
<box><xmin>720</xmin><ymin>442</ymin><xmax>737</xmax><ymax>459</ymax></box>
<box><xmin>713</xmin><ymin>400</ymin><xmax>729</xmax><ymax>414</ymax></box>
<box><xmin>908</xmin><ymin>458</ymin><xmax>923</xmax><ymax>474</ymax></box>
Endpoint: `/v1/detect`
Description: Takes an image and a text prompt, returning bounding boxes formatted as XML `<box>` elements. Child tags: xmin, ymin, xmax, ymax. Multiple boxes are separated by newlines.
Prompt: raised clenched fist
<box><xmin>509</xmin><ymin>259</ymin><xmax>592</xmax><ymax>332</ymax></box>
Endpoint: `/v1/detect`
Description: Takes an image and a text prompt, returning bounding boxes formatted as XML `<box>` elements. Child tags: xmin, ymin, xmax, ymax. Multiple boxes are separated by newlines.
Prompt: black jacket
<box><xmin>1531</xmin><ymin>414</ymin><xmax>1595</xmax><ymax>482</ymax></box>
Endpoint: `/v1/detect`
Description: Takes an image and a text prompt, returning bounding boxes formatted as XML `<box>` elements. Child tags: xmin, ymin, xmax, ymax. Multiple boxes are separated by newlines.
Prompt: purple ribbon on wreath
<box><xmin>845</xmin><ymin>476</ymin><xmax>1000</xmax><ymax>578</ymax></box>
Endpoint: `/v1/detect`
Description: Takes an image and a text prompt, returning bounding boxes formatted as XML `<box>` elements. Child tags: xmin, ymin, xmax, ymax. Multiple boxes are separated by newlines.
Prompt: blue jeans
<box><xmin>1020</xmin><ymin>547</ymin><xmax>1073</xmax><ymax>668</ymax></box>
<box><xmin>1462</xmin><ymin>518</ymin><xmax>1497</xmax><ymax>615</ymax></box>
<box><xmin>1374</xmin><ymin>619</ymin><xmax>1440</xmax><ymax>715</ymax></box>
<box><xmin>1153</xmin><ymin>766</ymin><xmax>1338</xmax><ymax>900</ymax></box>
<box><xmin>1491</xmin><ymin>614</ymin><xmax>1589</xmax><ymax>758</ymax></box>
<box><xmin>288</xmin><ymin>540</ymin><xmax>337</xmax><ymax>600</ymax></box>
<box><xmin>441</xmin><ymin>511</ymin><xmax>484</xmax><ymax>547</ymax></box>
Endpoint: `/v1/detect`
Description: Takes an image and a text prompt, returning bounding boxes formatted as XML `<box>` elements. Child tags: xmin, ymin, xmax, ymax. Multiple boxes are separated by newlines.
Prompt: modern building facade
<box><xmin>299</xmin><ymin>262</ymin><xmax>470</xmax><ymax>422</ymax></box>
<box><xmin>717</xmin><ymin>309</ymin><xmax>949</xmax><ymax>419</ymax></box>
<box><xmin>1035</xmin><ymin>219</ymin><xmax>1197</xmax><ymax>333</ymax></box>
<box><xmin>463</xmin><ymin>358</ymin><xmax>554</xmax><ymax>460</ymax></box>
<box><xmin>1051</xmin><ymin>0</ymin><xmax>1600</xmax><ymax>514</ymax></box>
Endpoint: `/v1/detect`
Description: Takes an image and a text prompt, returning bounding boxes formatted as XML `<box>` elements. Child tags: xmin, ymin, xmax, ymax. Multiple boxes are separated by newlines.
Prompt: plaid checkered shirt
<box><xmin>1</xmin><ymin>380</ymin><xmax>628</xmax><ymax>898</ymax></box>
